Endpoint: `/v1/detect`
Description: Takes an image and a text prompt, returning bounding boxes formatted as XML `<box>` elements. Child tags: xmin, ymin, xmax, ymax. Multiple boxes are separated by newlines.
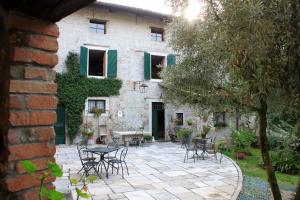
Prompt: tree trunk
<box><xmin>295</xmin><ymin>181</ymin><xmax>300</xmax><ymax>200</ymax></box>
<box><xmin>258</xmin><ymin>99</ymin><xmax>282</xmax><ymax>200</ymax></box>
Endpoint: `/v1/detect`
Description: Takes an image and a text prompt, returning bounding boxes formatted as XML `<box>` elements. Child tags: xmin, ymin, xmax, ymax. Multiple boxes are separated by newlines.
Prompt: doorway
<box><xmin>54</xmin><ymin>104</ymin><xmax>66</xmax><ymax>144</ymax></box>
<box><xmin>152</xmin><ymin>102</ymin><xmax>165</xmax><ymax>140</ymax></box>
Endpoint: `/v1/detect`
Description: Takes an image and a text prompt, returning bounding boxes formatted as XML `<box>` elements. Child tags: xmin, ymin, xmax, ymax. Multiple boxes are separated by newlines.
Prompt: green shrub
<box><xmin>269</xmin><ymin>133</ymin><xmax>300</xmax><ymax>174</ymax></box>
<box><xmin>231</xmin><ymin>129</ymin><xmax>257</xmax><ymax>154</ymax></box>
<box><xmin>143</xmin><ymin>135</ymin><xmax>152</xmax><ymax>141</ymax></box>
<box><xmin>176</xmin><ymin>128</ymin><xmax>192</xmax><ymax>140</ymax></box>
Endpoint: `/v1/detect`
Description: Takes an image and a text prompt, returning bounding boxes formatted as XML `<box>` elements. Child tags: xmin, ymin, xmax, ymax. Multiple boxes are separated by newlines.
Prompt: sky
<box><xmin>100</xmin><ymin>0</ymin><xmax>204</xmax><ymax>20</ymax></box>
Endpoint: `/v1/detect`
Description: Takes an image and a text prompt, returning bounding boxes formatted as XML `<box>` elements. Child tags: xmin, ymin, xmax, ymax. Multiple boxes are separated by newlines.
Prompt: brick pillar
<box><xmin>0</xmin><ymin>12</ymin><xmax>58</xmax><ymax>199</ymax></box>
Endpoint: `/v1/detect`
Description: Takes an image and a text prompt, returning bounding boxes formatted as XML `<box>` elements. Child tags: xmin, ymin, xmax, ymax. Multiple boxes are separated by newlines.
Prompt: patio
<box><xmin>54</xmin><ymin>142</ymin><xmax>242</xmax><ymax>200</ymax></box>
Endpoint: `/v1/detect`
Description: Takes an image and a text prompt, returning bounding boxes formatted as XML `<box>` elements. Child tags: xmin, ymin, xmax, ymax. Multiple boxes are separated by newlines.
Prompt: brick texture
<box><xmin>12</xmin><ymin>47</ymin><xmax>58</xmax><ymax>66</ymax></box>
<box><xmin>1</xmin><ymin>11</ymin><xmax>59</xmax><ymax>198</ymax></box>
<box><xmin>9</xmin><ymin>80</ymin><xmax>57</xmax><ymax>94</ymax></box>
<box><xmin>9</xmin><ymin>111</ymin><xmax>57</xmax><ymax>126</ymax></box>
<box><xmin>8</xmin><ymin>143</ymin><xmax>56</xmax><ymax>161</ymax></box>
<box><xmin>27</xmin><ymin>95</ymin><xmax>57</xmax><ymax>109</ymax></box>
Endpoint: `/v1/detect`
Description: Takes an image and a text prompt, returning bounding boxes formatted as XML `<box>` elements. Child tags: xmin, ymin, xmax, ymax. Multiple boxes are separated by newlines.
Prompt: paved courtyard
<box><xmin>55</xmin><ymin>142</ymin><xmax>242</xmax><ymax>200</ymax></box>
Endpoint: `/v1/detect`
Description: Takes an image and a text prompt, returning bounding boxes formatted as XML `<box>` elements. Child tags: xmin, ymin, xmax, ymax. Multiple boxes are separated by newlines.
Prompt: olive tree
<box><xmin>162</xmin><ymin>0</ymin><xmax>300</xmax><ymax>199</ymax></box>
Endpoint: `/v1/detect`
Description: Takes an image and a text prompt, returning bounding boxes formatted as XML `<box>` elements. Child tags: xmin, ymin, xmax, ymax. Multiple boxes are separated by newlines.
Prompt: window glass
<box><xmin>151</xmin><ymin>27</ymin><xmax>164</xmax><ymax>42</ymax></box>
<box><xmin>88</xmin><ymin>49</ymin><xmax>105</xmax><ymax>76</ymax></box>
<box><xmin>151</xmin><ymin>55</ymin><xmax>165</xmax><ymax>79</ymax></box>
<box><xmin>89</xmin><ymin>19</ymin><xmax>106</xmax><ymax>34</ymax></box>
<box><xmin>176</xmin><ymin>113</ymin><xmax>184</xmax><ymax>126</ymax></box>
<box><xmin>88</xmin><ymin>100</ymin><xmax>106</xmax><ymax>113</ymax></box>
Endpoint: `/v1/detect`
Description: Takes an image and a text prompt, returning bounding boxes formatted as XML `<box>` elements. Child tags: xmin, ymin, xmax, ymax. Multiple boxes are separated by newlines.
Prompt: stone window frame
<box><xmin>89</xmin><ymin>19</ymin><xmax>107</xmax><ymax>34</ymax></box>
<box><xmin>84</xmin><ymin>97</ymin><xmax>109</xmax><ymax>117</ymax></box>
<box><xmin>150</xmin><ymin>27</ymin><xmax>164</xmax><ymax>42</ymax></box>
<box><xmin>85</xmin><ymin>45</ymin><xmax>109</xmax><ymax>79</ymax></box>
<box><xmin>149</xmin><ymin>51</ymin><xmax>167</xmax><ymax>82</ymax></box>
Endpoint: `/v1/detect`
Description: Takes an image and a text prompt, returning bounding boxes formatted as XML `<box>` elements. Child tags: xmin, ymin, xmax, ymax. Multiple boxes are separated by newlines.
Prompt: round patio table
<box><xmin>192</xmin><ymin>137</ymin><xmax>211</xmax><ymax>160</ymax></box>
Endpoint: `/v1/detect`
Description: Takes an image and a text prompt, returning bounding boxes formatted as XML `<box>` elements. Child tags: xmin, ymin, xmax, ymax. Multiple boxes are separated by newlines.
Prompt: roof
<box><xmin>1</xmin><ymin>0</ymin><xmax>95</xmax><ymax>22</ymax></box>
<box><xmin>92</xmin><ymin>1</ymin><xmax>170</xmax><ymax>20</ymax></box>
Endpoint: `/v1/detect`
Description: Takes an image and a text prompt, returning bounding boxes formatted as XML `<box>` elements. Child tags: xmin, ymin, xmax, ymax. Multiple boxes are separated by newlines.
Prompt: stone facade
<box><xmin>56</xmin><ymin>4</ymin><xmax>214</xmax><ymax>143</ymax></box>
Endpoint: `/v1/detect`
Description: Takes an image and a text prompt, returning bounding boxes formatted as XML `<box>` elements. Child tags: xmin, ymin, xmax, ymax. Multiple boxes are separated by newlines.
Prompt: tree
<box><xmin>162</xmin><ymin>0</ymin><xmax>300</xmax><ymax>199</ymax></box>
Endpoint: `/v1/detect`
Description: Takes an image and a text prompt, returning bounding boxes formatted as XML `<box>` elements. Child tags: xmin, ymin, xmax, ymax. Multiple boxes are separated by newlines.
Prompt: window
<box><xmin>88</xmin><ymin>49</ymin><xmax>106</xmax><ymax>77</ymax></box>
<box><xmin>151</xmin><ymin>55</ymin><xmax>165</xmax><ymax>79</ymax></box>
<box><xmin>214</xmin><ymin>112</ymin><xmax>227</xmax><ymax>127</ymax></box>
<box><xmin>176</xmin><ymin>113</ymin><xmax>184</xmax><ymax>126</ymax></box>
<box><xmin>151</xmin><ymin>27</ymin><xmax>164</xmax><ymax>42</ymax></box>
<box><xmin>89</xmin><ymin>19</ymin><xmax>106</xmax><ymax>34</ymax></box>
<box><xmin>87</xmin><ymin>99</ymin><xmax>106</xmax><ymax>113</ymax></box>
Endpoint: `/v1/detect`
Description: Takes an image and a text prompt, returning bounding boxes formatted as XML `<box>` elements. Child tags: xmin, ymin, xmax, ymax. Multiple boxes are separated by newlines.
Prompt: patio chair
<box><xmin>181</xmin><ymin>135</ymin><xmax>191</xmax><ymax>148</ymax></box>
<box><xmin>184</xmin><ymin>139</ymin><xmax>196</xmax><ymax>163</ymax></box>
<box><xmin>200</xmin><ymin>137</ymin><xmax>218</xmax><ymax>160</ymax></box>
<box><xmin>76</xmin><ymin>144</ymin><xmax>96</xmax><ymax>174</ymax></box>
<box><xmin>77</xmin><ymin>145</ymin><xmax>101</xmax><ymax>178</ymax></box>
<box><xmin>107</xmin><ymin>147</ymin><xmax>129</xmax><ymax>178</ymax></box>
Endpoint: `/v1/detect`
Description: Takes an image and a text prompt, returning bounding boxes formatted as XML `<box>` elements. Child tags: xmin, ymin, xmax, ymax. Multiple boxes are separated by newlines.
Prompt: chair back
<box><xmin>77</xmin><ymin>145</ymin><xmax>88</xmax><ymax>165</ymax></box>
<box><xmin>119</xmin><ymin>147</ymin><xmax>128</xmax><ymax>161</ymax></box>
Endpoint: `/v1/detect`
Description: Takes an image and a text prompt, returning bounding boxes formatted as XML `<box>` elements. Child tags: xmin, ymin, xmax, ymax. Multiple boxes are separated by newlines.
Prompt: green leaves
<box><xmin>48</xmin><ymin>162</ymin><xmax>63</xmax><ymax>177</ymax></box>
<box><xmin>56</xmin><ymin>52</ymin><xmax>122</xmax><ymax>138</ymax></box>
<box><xmin>70</xmin><ymin>178</ymin><xmax>79</xmax><ymax>185</ymax></box>
<box><xmin>85</xmin><ymin>175</ymin><xmax>97</xmax><ymax>183</ymax></box>
<box><xmin>41</xmin><ymin>187</ymin><xmax>64</xmax><ymax>200</ymax></box>
<box><xmin>20</xmin><ymin>160</ymin><xmax>36</xmax><ymax>175</ymax></box>
<box><xmin>75</xmin><ymin>188</ymin><xmax>90</xmax><ymax>199</ymax></box>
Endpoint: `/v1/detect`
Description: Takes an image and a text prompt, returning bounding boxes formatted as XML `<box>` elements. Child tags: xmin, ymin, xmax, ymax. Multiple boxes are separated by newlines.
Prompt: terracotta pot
<box><xmin>235</xmin><ymin>152</ymin><xmax>246</xmax><ymax>159</ymax></box>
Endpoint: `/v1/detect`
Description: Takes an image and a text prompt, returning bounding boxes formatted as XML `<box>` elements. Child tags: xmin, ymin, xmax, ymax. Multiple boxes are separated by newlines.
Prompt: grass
<box><xmin>224</xmin><ymin>148</ymin><xmax>299</xmax><ymax>186</ymax></box>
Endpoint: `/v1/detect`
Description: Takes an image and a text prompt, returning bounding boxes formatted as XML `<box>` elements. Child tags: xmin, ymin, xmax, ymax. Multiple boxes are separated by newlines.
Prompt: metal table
<box><xmin>85</xmin><ymin>147</ymin><xmax>119</xmax><ymax>178</ymax></box>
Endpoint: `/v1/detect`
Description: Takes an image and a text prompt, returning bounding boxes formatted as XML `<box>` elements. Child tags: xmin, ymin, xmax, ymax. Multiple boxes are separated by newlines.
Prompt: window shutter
<box><xmin>167</xmin><ymin>54</ymin><xmax>176</xmax><ymax>67</ymax></box>
<box><xmin>144</xmin><ymin>52</ymin><xmax>151</xmax><ymax>80</ymax></box>
<box><xmin>107</xmin><ymin>50</ymin><xmax>117</xmax><ymax>78</ymax></box>
<box><xmin>80</xmin><ymin>46</ymin><xmax>88</xmax><ymax>76</ymax></box>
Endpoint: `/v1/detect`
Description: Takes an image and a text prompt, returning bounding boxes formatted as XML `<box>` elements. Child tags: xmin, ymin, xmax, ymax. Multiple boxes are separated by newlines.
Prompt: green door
<box><xmin>152</xmin><ymin>110</ymin><xmax>158</xmax><ymax>140</ymax></box>
<box><xmin>152</xmin><ymin>102</ymin><xmax>165</xmax><ymax>140</ymax></box>
<box><xmin>55</xmin><ymin>104</ymin><xmax>65</xmax><ymax>144</ymax></box>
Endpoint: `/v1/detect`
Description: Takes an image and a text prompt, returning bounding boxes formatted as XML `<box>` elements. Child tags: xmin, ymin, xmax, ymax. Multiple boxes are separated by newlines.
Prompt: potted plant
<box><xmin>143</xmin><ymin>135</ymin><xmax>152</xmax><ymax>143</ymax></box>
<box><xmin>80</xmin><ymin>121</ymin><xmax>95</xmax><ymax>145</ymax></box>
<box><xmin>201</xmin><ymin>125</ymin><xmax>211</xmax><ymax>138</ymax></box>
<box><xmin>231</xmin><ymin>129</ymin><xmax>256</xmax><ymax>159</ymax></box>
<box><xmin>186</xmin><ymin>119</ymin><xmax>193</xmax><ymax>126</ymax></box>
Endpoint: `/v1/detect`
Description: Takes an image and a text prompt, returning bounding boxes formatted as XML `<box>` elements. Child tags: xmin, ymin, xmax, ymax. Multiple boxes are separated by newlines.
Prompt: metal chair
<box><xmin>107</xmin><ymin>147</ymin><xmax>129</xmax><ymax>178</ymax></box>
<box><xmin>77</xmin><ymin>145</ymin><xmax>100</xmax><ymax>178</ymax></box>
<box><xmin>76</xmin><ymin>144</ymin><xmax>96</xmax><ymax>174</ymax></box>
<box><xmin>184</xmin><ymin>138</ymin><xmax>196</xmax><ymax>163</ymax></box>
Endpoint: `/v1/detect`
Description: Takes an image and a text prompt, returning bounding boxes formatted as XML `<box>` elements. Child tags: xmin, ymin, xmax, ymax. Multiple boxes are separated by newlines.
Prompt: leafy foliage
<box><xmin>21</xmin><ymin>160</ymin><xmax>64</xmax><ymax>200</ymax></box>
<box><xmin>56</xmin><ymin>52</ymin><xmax>122</xmax><ymax>138</ymax></box>
<box><xmin>231</xmin><ymin>129</ymin><xmax>257</xmax><ymax>154</ymax></box>
<box><xmin>176</xmin><ymin>128</ymin><xmax>192</xmax><ymax>140</ymax></box>
<box><xmin>20</xmin><ymin>160</ymin><xmax>36</xmax><ymax>175</ymax></box>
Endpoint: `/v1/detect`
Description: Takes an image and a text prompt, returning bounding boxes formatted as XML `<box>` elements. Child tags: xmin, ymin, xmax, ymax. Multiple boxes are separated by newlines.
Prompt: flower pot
<box><xmin>87</xmin><ymin>136</ymin><xmax>95</xmax><ymax>145</ymax></box>
<box><xmin>235</xmin><ymin>152</ymin><xmax>246</xmax><ymax>159</ymax></box>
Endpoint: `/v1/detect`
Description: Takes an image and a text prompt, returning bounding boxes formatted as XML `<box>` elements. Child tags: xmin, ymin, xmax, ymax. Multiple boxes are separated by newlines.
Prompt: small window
<box><xmin>89</xmin><ymin>19</ymin><xmax>106</xmax><ymax>34</ymax></box>
<box><xmin>214</xmin><ymin>112</ymin><xmax>227</xmax><ymax>127</ymax></box>
<box><xmin>88</xmin><ymin>49</ymin><xmax>106</xmax><ymax>77</ymax></box>
<box><xmin>151</xmin><ymin>55</ymin><xmax>165</xmax><ymax>79</ymax></box>
<box><xmin>176</xmin><ymin>113</ymin><xmax>184</xmax><ymax>126</ymax></box>
<box><xmin>88</xmin><ymin>99</ymin><xmax>106</xmax><ymax>113</ymax></box>
<box><xmin>151</xmin><ymin>27</ymin><xmax>164</xmax><ymax>42</ymax></box>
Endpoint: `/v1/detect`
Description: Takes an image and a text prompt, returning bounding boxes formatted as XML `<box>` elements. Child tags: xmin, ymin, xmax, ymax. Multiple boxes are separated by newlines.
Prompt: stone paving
<box><xmin>54</xmin><ymin>142</ymin><xmax>242</xmax><ymax>200</ymax></box>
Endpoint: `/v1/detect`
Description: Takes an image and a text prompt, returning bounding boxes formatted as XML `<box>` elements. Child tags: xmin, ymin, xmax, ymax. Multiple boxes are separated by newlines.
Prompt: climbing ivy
<box><xmin>56</xmin><ymin>52</ymin><xmax>122</xmax><ymax>138</ymax></box>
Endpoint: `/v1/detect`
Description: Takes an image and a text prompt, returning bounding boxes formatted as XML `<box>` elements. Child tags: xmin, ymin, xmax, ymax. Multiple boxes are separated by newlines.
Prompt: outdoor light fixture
<box><xmin>133</xmin><ymin>81</ymin><xmax>148</xmax><ymax>93</ymax></box>
<box><xmin>139</xmin><ymin>83</ymin><xmax>148</xmax><ymax>93</ymax></box>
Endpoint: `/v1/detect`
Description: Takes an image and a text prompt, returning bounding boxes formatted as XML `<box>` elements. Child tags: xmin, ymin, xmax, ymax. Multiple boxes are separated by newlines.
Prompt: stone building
<box><xmin>55</xmin><ymin>2</ymin><xmax>216</xmax><ymax>144</ymax></box>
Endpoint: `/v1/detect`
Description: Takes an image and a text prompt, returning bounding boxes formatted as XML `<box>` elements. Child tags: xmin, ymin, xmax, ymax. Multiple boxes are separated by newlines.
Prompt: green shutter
<box><xmin>80</xmin><ymin>46</ymin><xmax>88</xmax><ymax>76</ymax></box>
<box><xmin>144</xmin><ymin>52</ymin><xmax>151</xmax><ymax>80</ymax></box>
<box><xmin>107</xmin><ymin>50</ymin><xmax>117</xmax><ymax>78</ymax></box>
<box><xmin>167</xmin><ymin>54</ymin><xmax>176</xmax><ymax>67</ymax></box>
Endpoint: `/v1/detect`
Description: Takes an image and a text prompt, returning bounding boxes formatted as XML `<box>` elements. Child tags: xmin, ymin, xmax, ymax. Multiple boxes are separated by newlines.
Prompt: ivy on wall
<box><xmin>56</xmin><ymin>52</ymin><xmax>122</xmax><ymax>138</ymax></box>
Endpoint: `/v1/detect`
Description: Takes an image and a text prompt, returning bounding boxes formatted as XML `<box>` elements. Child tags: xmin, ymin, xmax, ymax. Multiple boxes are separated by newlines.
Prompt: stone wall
<box><xmin>0</xmin><ymin>12</ymin><xmax>58</xmax><ymax>199</ymax></box>
<box><xmin>56</xmin><ymin>5</ymin><xmax>205</xmax><ymax>142</ymax></box>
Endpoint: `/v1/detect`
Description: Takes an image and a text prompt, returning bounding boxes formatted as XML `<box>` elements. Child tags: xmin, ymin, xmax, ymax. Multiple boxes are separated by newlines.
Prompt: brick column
<box><xmin>0</xmin><ymin>12</ymin><xmax>58</xmax><ymax>199</ymax></box>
